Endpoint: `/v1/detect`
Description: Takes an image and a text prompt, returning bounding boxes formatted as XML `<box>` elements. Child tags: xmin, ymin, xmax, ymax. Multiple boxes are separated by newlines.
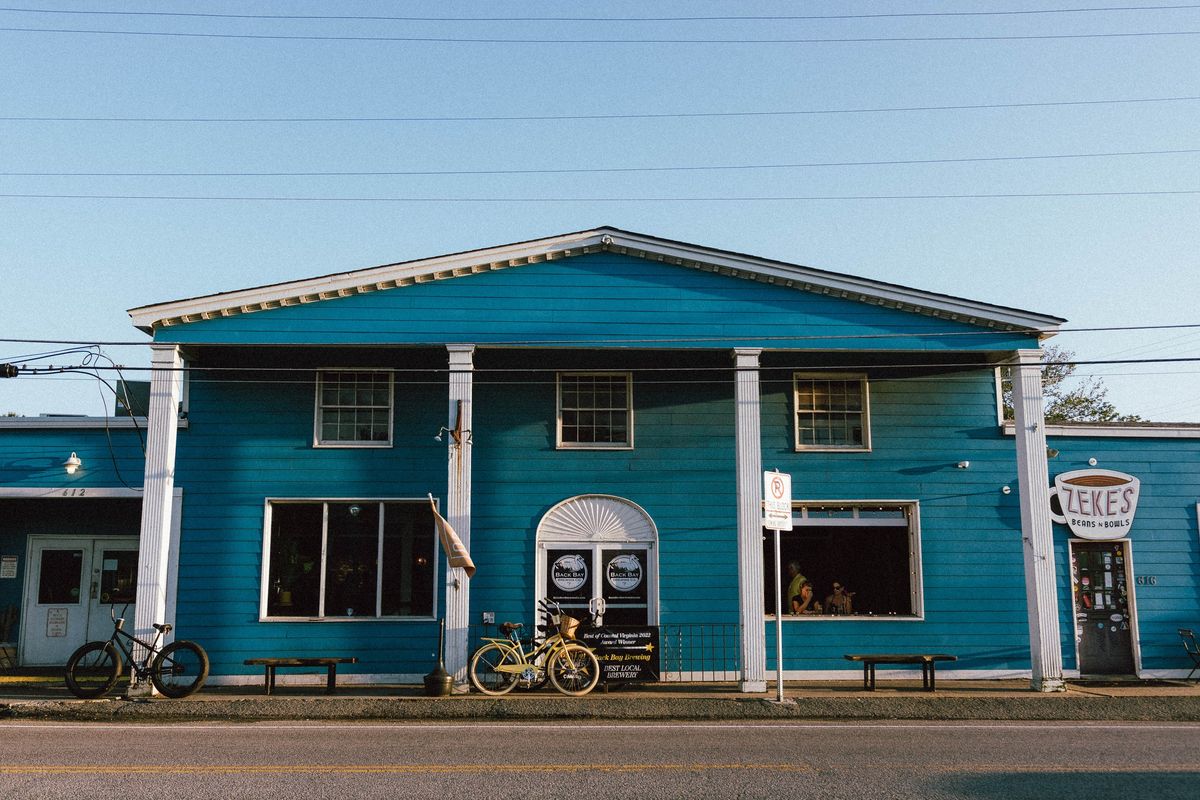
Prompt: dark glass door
<box><xmin>1071</xmin><ymin>541</ymin><xmax>1135</xmax><ymax>675</ymax></box>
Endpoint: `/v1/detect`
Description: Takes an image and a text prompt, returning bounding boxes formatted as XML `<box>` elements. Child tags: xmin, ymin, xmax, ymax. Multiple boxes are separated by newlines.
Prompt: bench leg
<box><xmin>922</xmin><ymin>662</ymin><xmax>937</xmax><ymax>692</ymax></box>
<box><xmin>863</xmin><ymin>663</ymin><xmax>876</xmax><ymax>691</ymax></box>
<box><xmin>326</xmin><ymin>663</ymin><xmax>337</xmax><ymax>694</ymax></box>
<box><xmin>265</xmin><ymin>666</ymin><xmax>276</xmax><ymax>696</ymax></box>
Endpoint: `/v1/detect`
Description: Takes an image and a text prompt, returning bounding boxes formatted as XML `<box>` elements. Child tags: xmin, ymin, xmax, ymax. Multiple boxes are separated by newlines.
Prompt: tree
<box><xmin>1002</xmin><ymin>344</ymin><xmax>1142</xmax><ymax>423</ymax></box>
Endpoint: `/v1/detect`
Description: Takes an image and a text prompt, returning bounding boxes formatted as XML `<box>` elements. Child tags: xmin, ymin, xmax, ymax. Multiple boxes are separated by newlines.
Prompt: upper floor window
<box><xmin>315</xmin><ymin>371</ymin><xmax>393</xmax><ymax>447</ymax></box>
<box><xmin>557</xmin><ymin>372</ymin><xmax>633</xmax><ymax>449</ymax></box>
<box><xmin>794</xmin><ymin>374</ymin><xmax>870</xmax><ymax>451</ymax></box>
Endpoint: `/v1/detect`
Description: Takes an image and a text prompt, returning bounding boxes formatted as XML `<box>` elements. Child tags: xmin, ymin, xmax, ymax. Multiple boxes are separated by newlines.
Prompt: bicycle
<box><xmin>468</xmin><ymin>600</ymin><xmax>601</xmax><ymax>696</ymax></box>
<box><xmin>64</xmin><ymin>606</ymin><xmax>209</xmax><ymax>699</ymax></box>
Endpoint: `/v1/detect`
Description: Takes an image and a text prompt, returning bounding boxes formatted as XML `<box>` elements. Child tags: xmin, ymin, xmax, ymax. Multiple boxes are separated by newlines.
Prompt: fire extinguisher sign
<box><xmin>763</xmin><ymin>470</ymin><xmax>793</xmax><ymax>531</ymax></box>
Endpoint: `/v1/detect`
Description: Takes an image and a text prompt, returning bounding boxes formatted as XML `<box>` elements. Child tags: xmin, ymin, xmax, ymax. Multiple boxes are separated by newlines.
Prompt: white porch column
<box><xmin>734</xmin><ymin>348</ymin><xmax>767</xmax><ymax>692</ymax></box>
<box><xmin>445</xmin><ymin>344</ymin><xmax>475</xmax><ymax>688</ymax></box>
<box><xmin>132</xmin><ymin>343</ymin><xmax>183</xmax><ymax>692</ymax></box>
<box><xmin>1011</xmin><ymin>348</ymin><xmax>1066</xmax><ymax>692</ymax></box>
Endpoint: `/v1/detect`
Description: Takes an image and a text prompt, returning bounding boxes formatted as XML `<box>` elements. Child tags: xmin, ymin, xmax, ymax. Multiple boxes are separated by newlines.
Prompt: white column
<box><xmin>734</xmin><ymin>348</ymin><xmax>767</xmax><ymax>692</ymax></box>
<box><xmin>445</xmin><ymin>344</ymin><xmax>475</xmax><ymax>689</ymax></box>
<box><xmin>1011</xmin><ymin>348</ymin><xmax>1066</xmax><ymax>692</ymax></box>
<box><xmin>131</xmin><ymin>343</ymin><xmax>183</xmax><ymax>694</ymax></box>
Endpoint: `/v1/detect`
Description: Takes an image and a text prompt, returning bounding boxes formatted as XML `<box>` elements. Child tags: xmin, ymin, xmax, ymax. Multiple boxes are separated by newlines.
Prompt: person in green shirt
<box><xmin>786</xmin><ymin>560</ymin><xmax>814</xmax><ymax>615</ymax></box>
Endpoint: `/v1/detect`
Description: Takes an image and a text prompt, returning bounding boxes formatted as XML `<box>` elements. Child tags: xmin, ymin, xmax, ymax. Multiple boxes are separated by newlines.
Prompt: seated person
<box><xmin>824</xmin><ymin>581</ymin><xmax>854</xmax><ymax>615</ymax></box>
<box><xmin>786</xmin><ymin>561</ymin><xmax>815</xmax><ymax>615</ymax></box>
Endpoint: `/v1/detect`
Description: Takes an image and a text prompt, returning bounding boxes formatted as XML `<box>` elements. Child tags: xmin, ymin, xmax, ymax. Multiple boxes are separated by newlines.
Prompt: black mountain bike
<box><xmin>64</xmin><ymin>606</ymin><xmax>209</xmax><ymax>699</ymax></box>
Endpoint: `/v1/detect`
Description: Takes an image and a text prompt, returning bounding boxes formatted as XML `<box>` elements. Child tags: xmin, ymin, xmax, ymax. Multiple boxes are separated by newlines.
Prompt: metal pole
<box><xmin>774</xmin><ymin>527</ymin><xmax>785</xmax><ymax>702</ymax></box>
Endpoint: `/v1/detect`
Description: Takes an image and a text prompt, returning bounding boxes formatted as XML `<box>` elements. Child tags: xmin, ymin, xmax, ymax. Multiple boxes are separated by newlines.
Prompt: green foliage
<box><xmin>1002</xmin><ymin>345</ymin><xmax>1142</xmax><ymax>424</ymax></box>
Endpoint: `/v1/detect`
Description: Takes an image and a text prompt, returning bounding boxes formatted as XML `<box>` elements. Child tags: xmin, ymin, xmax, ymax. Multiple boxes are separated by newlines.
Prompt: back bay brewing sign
<box><xmin>1048</xmin><ymin>468</ymin><xmax>1141</xmax><ymax>541</ymax></box>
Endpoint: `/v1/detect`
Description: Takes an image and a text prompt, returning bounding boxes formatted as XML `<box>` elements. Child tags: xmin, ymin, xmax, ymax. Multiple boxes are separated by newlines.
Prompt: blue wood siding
<box><xmin>0</xmin><ymin>427</ymin><xmax>145</xmax><ymax>490</ymax></box>
<box><xmin>1044</xmin><ymin>434</ymin><xmax>1200</xmax><ymax>673</ymax></box>
<box><xmin>153</xmin><ymin>254</ymin><xmax>1040</xmax><ymax>352</ymax></box>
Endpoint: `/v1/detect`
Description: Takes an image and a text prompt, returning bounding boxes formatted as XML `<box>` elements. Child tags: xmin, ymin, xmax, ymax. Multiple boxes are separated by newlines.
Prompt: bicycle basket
<box><xmin>558</xmin><ymin>614</ymin><xmax>581</xmax><ymax>639</ymax></box>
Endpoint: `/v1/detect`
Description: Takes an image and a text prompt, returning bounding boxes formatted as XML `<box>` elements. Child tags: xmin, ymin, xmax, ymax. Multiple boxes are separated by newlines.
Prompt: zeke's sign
<box><xmin>1049</xmin><ymin>468</ymin><xmax>1140</xmax><ymax>541</ymax></box>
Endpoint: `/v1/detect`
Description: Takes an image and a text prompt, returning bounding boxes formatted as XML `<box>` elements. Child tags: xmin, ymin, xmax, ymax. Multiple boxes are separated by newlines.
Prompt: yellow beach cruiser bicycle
<box><xmin>468</xmin><ymin>600</ymin><xmax>601</xmax><ymax>696</ymax></box>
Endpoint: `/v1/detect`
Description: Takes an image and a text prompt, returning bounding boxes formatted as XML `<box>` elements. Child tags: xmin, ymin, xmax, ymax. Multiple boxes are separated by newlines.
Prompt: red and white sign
<box><xmin>1049</xmin><ymin>468</ymin><xmax>1140</xmax><ymax>541</ymax></box>
<box><xmin>763</xmin><ymin>471</ymin><xmax>793</xmax><ymax>531</ymax></box>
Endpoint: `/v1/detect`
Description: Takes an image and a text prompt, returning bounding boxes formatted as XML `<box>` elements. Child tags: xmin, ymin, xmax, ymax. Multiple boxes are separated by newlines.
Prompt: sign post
<box><xmin>763</xmin><ymin>470</ymin><xmax>793</xmax><ymax>703</ymax></box>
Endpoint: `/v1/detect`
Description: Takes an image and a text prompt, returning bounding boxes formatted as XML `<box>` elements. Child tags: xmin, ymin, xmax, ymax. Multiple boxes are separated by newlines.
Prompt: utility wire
<box><xmin>5</xmin><ymin>147</ymin><xmax>1197</xmax><ymax>177</ymax></box>
<box><xmin>4</xmin><ymin>95</ymin><xmax>1196</xmax><ymax>123</ymax></box>
<box><xmin>3</xmin><ymin>4</ymin><xmax>1199</xmax><ymax>22</ymax></box>
<box><xmin>2</xmin><ymin>189</ymin><xmax>1198</xmax><ymax>203</ymax></box>
<box><xmin>4</xmin><ymin>25</ymin><xmax>1200</xmax><ymax>44</ymax></box>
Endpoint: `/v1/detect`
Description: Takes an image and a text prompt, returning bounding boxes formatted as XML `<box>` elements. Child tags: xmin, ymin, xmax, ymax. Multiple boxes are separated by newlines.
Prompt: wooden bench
<box><xmin>244</xmin><ymin>657</ymin><xmax>357</xmax><ymax>695</ymax></box>
<box><xmin>844</xmin><ymin>653</ymin><xmax>956</xmax><ymax>692</ymax></box>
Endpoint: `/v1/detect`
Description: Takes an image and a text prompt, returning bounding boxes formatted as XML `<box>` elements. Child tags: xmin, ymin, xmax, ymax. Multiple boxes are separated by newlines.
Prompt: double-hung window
<box><xmin>315</xmin><ymin>370</ymin><xmax>393</xmax><ymax>447</ymax></box>
<box><xmin>557</xmin><ymin>372</ymin><xmax>633</xmax><ymax>449</ymax></box>
<box><xmin>794</xmin><ymin>373</ymin><xmax>870</xmax><ymax>451</ymax></box>
<box><xmin>263</xmin><ymin>500</ymin><xmax>436</xmax><ymax>619</ymax></box>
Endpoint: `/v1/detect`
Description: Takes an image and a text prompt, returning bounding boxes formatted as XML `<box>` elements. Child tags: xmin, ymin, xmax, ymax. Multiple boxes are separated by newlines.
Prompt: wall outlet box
<box><xmin>481</xmin><ymin>611</ymin><xmax>495</xmax><ymax>624</ymax></box>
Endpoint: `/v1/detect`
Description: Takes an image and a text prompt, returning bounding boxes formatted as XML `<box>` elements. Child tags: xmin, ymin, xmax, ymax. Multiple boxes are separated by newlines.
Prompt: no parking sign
<box><xmin>763</xmin><ymin>471</ymin><xmax>792</xmax><ymax>531</ymax></box>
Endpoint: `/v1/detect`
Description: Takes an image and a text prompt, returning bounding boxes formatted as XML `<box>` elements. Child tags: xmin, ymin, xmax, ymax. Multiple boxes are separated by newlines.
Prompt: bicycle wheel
<box><xmin>64</xmin><ymin>641</ymin><xmax>122</xmax><ymax>699</ymax></box>
<box><xmin>468</xmin><ymin>642</ymin><xmax>520</xmax><ymax>695</ymax></box>
<box><xmin>151</xmin><ymin>640</ymin><xmax>209</xmax><ymax>698</ymax></box>
<box><xmin>547</xmin><ymin>643</ymin><xmax>601</xmax><ymax>696</ymax></box>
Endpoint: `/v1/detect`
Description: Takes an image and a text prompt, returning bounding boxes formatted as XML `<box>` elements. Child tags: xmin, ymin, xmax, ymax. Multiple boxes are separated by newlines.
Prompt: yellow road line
<box><xmin>0</xmin><ymin>763</ymin><xmax>806</xmax><ymax>775</ymax></box>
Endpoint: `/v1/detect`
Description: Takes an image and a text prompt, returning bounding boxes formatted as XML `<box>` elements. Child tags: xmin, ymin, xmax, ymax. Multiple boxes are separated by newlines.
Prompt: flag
<box><xmin>429</xmin><ymin>494</ymin><xmax>475</xmax><ymax>578</ymax></box>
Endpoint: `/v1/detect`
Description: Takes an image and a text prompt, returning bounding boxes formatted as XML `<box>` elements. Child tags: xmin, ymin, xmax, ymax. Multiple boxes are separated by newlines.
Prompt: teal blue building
<box><xmin>3</xmin><ymin>228</ymin><xmax>1196</xmax><ymax>689</ymax></box>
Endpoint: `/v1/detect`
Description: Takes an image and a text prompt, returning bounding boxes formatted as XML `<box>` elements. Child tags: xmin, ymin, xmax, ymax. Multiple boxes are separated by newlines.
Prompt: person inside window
<box><xmin>786</xmin><ymin>561</ymin><xmax>814</xmax><ymax>615</ymax></box>
<box><xmin>824</xmin><ymin>581</ymin><xmax>854</xmax><ymax>615</ymax></box>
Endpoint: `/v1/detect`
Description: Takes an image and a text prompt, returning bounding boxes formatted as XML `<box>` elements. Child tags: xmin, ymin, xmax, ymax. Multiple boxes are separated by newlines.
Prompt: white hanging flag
<box><xmin>429</xmin><ymin>494</ymin><xmax>475</xmax><ymax>578</ymax></box>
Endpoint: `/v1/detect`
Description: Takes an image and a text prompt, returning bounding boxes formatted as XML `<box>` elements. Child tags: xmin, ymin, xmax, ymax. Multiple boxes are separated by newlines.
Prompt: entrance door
<box><xmin>1070</xmin><ymin>540</ymin><xmax>1136</xmax><ymax>675</ymax></box>
<box><xmin>542</xmin><ymin>544</ymin><xmax>654</xmax><ymax>626</ymax></box>
<box><xmin>21</xmin><ymin>538</ymin><xmax>138</xmax><ymax>666</ymax></box>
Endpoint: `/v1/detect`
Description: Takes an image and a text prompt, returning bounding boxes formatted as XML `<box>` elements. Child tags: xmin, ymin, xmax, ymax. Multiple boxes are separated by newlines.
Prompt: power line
<box><xmin>4</xmin><ymin>25</ymin><xmax>1200</xmax><ymax>44</ymax></box>
<box><xmin>5</xmin><ymin>147</ymin><xmax>1197</xmax><ymax>177</ymax></box>
<box><xmin>3</xmin><ymin>4</ymin><xmax>1199</xmax><ymax>22</ymax></box>
<box><xmin>2</xmin><ymin>189</ymin><xmax>1198</xmax><ymax>203</ymax></box>
<box><xmin>4</xmin><ymin>95</ymin><xmax>1196</xmax><ymax>123</ymax></box>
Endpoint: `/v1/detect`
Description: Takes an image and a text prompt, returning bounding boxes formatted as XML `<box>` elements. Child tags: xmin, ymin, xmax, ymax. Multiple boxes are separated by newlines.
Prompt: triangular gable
<box><xmin>128</xmin><ymin>226</ymin><xmax>1064</xmax><ymax>336</ymax></box>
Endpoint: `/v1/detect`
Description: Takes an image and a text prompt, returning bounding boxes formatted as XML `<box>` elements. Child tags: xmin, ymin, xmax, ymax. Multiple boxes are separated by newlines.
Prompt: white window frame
<box><xmin>556</xmin><ymin>371</ymin><xmax>634</xmax><ymax>450</ymax></box>
<box><xmin>768</xmin><ymin>501</ymin><xmax>924</xmax><ymax>621</ymax></box>
<box><xmin>793</xmin><ymin>372</ymin><xmax>872</xmax><ymax>452</ymax></box>
<box><xmin>259</xmin><ymin>498</ymin><xmax>438</xmax><ymax>622</ymax></box>
<box><xmin>313</xmin><ymin>370</ymin><xmax>394</xmax><ymax>448</ymax></box>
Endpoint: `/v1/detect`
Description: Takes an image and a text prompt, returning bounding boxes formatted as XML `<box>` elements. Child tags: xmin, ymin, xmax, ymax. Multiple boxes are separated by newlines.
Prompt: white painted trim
<box><xmin>0</xmin><ymin>417</ymin><xmax>186</xmax><ymax>430</ymax></box>
<box><xmin>445</xmin><ymin>344</ymin><xmax>474</xmax><ymax>688</ymax></box>
<box><xmin>258</xmin><ymin>497</ymin><xmax>440</xmax><ymax>622</ymax></box>
<box><xmin>312</xmin><ymin>369</ymin><xmax>394</xmax><ymax>448</ymax></box>
<box><xmin>128</xmin><ymin>227</ymin><xmax>1063</xmax><ymax>334</ymax></box>
<box><xmin>734</xmin><ymin>348</ymin><xmax>766</xmax><ymax>692</ymax></box>
<box><xmin>1002</xmin><ymin>421</ymin><xmax>1200</xmax><ymax>439</ymax></box>
<box><xmin>0</xmin><ymin>487</ymin><xmax>143</xmax><ymax>499</ymax></box>
<box><xmin>555</xmin><ymin>371</ymin><xmax>635</xmax><ymax>450</ymax></box>
<box><xmin>792</xmin><ymin>372</ymin><xmax>872</xmax><ymax>452</ymax></box>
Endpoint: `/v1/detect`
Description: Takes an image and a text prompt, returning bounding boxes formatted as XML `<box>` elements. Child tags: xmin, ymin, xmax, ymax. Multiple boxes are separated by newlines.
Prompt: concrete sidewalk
<box><xmin>3</xmin><ymin>675</ymin><xmax>1200</xmax><ymax>722</ymax></box>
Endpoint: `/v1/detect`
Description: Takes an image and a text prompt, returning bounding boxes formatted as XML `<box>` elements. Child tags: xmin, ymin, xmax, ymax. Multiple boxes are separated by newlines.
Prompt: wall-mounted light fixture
<box><xmin>435</xmin><ymin>400</ymin><xmax>472</xmax><ymax>446</ymax></box>
<box><xmin>956</xmin><ymin>461</ymin><xmax>970</xmax><ymax>469</ymax></box>
<box><xmin>1001</xmin><ymin>485</ymin><xmax>1012</xmax><ymax>495</ymax></box>
<box><xmin>1046</xmin><ymin>447</ymin><xmax>1060</xmax><ymax>459</ymax></box>
<box><xmin>1088</xmin><ymin>457</ymin><xmax>1098</xmax><ymax>466</ymax></box>
<box><xmin>63</xmin><ymin>452</ymin><xmax>82</xmax><ymax>475</ymax></box>
<box><xmin>348</xmin><ymin>504</ymin><xmax>362</xmax><ymax>517</ymax></box>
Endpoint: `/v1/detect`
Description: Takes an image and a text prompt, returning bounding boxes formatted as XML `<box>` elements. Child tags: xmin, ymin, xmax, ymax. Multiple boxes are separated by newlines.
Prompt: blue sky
<box><xmin>2</xmin><ymin>1</ymin><xmax>1198</xmax><ymax>419</ymax></box>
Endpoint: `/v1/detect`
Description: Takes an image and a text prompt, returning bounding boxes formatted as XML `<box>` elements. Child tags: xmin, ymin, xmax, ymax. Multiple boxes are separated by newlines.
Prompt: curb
<box><xmin>5</xmin><ymin>695</ymin><xmax>1200</xmax><ymax>723</ymax></box>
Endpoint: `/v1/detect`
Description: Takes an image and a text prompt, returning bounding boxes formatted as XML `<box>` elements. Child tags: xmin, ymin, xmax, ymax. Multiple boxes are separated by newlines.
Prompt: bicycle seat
<box><xmin>153</xmin><ymin>623</ymin><xmax>173</xmax><ymax>634</ymax></box>
<box><xmin>499</xmin><ymin>622</ymin><xmax>523</xmax><ymax>634</ymax></box>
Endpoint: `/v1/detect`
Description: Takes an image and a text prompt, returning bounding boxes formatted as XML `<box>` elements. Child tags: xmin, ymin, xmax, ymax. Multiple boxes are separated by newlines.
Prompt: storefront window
<box><xmin>265</xmin><ymin>500</ymin><xmax>435</xmax><ymax>619</ymax></box>
<box><xmin>762</xmin><ymin>503</ymin><xmax>920</xmax><ymax>618</ymax></box>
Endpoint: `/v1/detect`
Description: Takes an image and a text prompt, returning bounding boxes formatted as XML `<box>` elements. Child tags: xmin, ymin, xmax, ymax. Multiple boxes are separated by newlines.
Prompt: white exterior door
<box><xmin>21</xmin><ymin>537</ymin><xmax>138</xmax><ymax>666</ymax></box>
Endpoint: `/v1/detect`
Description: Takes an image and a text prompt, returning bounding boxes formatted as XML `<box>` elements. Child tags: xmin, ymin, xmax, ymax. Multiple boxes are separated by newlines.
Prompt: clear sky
<box><xmin>2</xmin><ymin>1</ymin><xmax>1198</xmax><ymax>420</ymax></box>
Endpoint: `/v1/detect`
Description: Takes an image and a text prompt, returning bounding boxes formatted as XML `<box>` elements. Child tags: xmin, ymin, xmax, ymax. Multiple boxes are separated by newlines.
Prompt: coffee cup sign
<box><xmin>1048</xmin><ymin>469</ymin><xmax>1140</xmax><ymax>540</ymax></box>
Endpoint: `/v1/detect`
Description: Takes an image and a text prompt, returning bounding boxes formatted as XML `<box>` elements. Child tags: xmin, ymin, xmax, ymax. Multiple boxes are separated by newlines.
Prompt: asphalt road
<box><xmin>1</xmin><ymin>720</ymin><xmax>1197</xmax><ymax>799</ymax></box>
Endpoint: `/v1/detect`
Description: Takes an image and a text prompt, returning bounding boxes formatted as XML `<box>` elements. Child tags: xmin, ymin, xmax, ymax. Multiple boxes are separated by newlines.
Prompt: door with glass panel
<box><xmin>541</xmin><ymin>544</ymin><xmax>654</xmax><ymax>626</ymax></box>
<box><xmin>20</xmin><ymin>537</ymin><xmax>138</xmax><ymax>666</ymax></box>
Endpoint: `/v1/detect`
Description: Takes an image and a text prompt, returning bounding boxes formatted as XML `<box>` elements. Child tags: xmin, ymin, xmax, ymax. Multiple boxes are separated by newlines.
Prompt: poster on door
<box><xmin>578</xmin><ymin>626</ymin><xmax>660</xmax><ymax>682</ymax></box>
<box><xmin>545</xmin><ymin>549</ymin><xmax>591</xmax><ymax>605</ymax></box>
<box><xmin>602</xmin><ymin>549</ymin><xmax>648</xmax><ymax>605</ymax></box>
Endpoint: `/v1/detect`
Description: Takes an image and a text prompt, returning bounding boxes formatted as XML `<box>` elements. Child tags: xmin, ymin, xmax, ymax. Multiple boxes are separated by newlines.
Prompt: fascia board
<box><xmin>128</xmin><ymin>225</ymin><xmax>1063</xmax><ymax>335</ymax></box>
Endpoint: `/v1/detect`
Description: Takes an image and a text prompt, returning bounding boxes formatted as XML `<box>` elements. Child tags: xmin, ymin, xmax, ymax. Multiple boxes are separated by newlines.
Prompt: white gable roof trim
<box><xmin>128</xmin><ymin>227</ymin><xmax>1064</xmax><ymax>335</ymax></box>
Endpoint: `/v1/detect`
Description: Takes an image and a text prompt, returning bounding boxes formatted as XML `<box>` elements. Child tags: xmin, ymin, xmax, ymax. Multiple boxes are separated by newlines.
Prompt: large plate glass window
<box><xmin>264</xmin><ymin>500</ymin><xmax>435</xmax><ymax>619</ymax></box>
<box><xmin>557</xmin><ymin>372</ymin><xmax>633</xmax><ymax>449</ymax></box>
<box><xmin>315</xmin><ymin>370</ymin><xmax>393</xmax><ymax>447</ymax></box>
<box><xmin>794</xmin><ymin>373</ymin><xmax>870</xmax><ymax>451</ymax></box>
<box><xmin>763</xmin><ymin>503</ymin><xmax>921</xmax><ymax>619</ymax></box>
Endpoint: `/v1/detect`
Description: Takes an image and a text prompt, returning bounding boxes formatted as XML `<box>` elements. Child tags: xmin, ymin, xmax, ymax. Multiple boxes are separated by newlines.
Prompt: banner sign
<box><xmin>1049</xmin><ymin>468</ymin><xmax>1140</xmax><ymax>541</ymax></box>
<box><xmin>578</xmin><ymin>625</ymin><xmax>660</xmax><ymax>682</ymax></box>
